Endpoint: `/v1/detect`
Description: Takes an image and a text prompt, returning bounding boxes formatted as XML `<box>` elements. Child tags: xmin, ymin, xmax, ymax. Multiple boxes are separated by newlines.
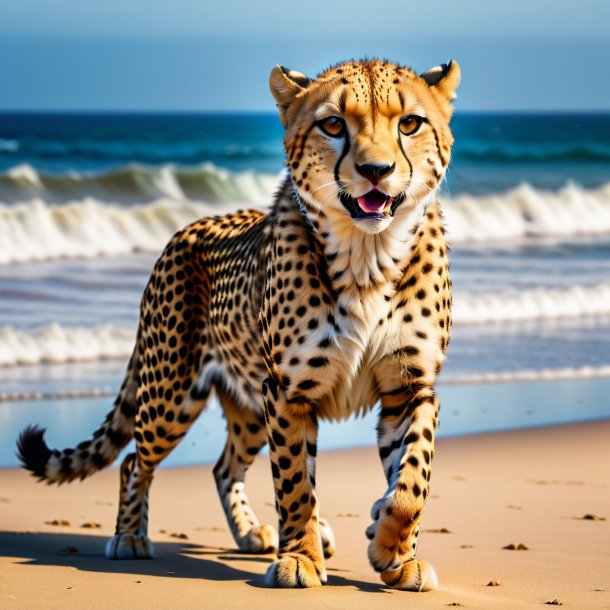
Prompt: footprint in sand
<box><xmin>486</xmin><ymin>580</ymin><xmax>500</xmax><ymax>586</ymax></box>
<box><xmin>578</xmin><ymin>514</ymin><xmax>606</xmax><ymax>521</ymax></box>
<box><xmin>45</xmin><ymin>519</ymin><xmax>71</xmax><ymax>526</ymax></box>
<box><xmin>424</xmin><ymin>527</ymin><xmax>452</xmax><ymax>534</ymax></box>
<box><xmin>336</xmin><ymin>512</ymin><xmax>360</xmax><ymax>518</ymax></box>
<box><xmin>545</xmin><ymin>599</ymin><xmax>562</xmax><ymax>606</ymax></box>
<box><xmin>159</xmin><ymin>529</ymin><xmax>190</xmax><ymax>539</ymax></box>
<box><xmin>503</xmin><ymin>543</ymin><xmax>530</xmax><ymax>550</ymax></box>
<box><xmin>195</xmin><ymin>526</ymin><xmax>227</xmax><ymax>532</ymax></box>
<box><xmin>460</xmin><ymin>544</ymin><xmax>474</xmax><ymax>549</ymax></box>
<box><xmin>80</xmin><ymin>522</ymin><xmax>102</xmax><ymax>529</ymax></box>
<box><xmin>169</xmin><ymin>532</ymin><xmax>189</xmax><ymax>540</ymax></box>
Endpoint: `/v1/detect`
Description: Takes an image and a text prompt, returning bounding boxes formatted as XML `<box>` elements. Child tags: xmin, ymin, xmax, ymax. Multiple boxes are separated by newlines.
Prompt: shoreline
<box><xmin>3</xmin><ymin>375</ymin><xmax>610</xmax><ymax>470</ymax></box>
<box><xmin>1</xmin><ymin>420</ymin><xmax>609</xmax><ymax>608</ymax></box>
<box><xmin>3</xmin><ymin>367</ymin><xmax>610</xmax><ymax>403</ymax></box>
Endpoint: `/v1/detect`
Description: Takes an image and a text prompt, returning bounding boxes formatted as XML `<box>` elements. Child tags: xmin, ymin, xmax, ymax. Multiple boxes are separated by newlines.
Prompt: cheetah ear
<box><xmin>421</xmin><ymin>60</ymin><xmax>461</xmax><ymax>103</ymax></box>
<box><xmin>269</xmin><ymin>65</ymin><xmax>310</xmax><ymax>126</ymax></box>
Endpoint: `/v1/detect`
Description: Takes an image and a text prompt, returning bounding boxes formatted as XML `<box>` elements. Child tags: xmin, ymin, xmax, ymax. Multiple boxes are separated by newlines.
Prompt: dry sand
<box><xmin>1</xmin><ymin>420</ymin><xmax>609</xmax><ymax>609</ymax></box>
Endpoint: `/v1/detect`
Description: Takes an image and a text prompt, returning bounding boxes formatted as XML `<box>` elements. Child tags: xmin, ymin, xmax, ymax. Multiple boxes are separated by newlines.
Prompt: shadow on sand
<box><xmin>0</xmin><ymin>531</ymin><xmax>387</xmax><ymax>593</ymax></box>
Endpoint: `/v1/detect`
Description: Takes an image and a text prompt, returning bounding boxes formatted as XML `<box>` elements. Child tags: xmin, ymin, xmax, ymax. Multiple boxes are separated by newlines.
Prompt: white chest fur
<box><xmin>313</xmin><ymin>196</ymin><xmax>433</xmax><ymax>421</ymax></box>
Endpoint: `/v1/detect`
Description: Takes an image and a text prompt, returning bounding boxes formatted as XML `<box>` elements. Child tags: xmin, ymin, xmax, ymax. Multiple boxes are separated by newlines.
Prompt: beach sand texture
<box><xmin>1</xmin><ymin>420</ymin><xmax>609</xmax><ymax>609</ymax></box>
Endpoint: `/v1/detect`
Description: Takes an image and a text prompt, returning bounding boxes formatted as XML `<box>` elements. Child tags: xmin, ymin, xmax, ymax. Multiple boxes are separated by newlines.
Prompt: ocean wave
<box><xmin>10</xmin><ymin>141</ymin><xmax>280</xmax><ymax>166</ymax></box>
<box><xmin>0</xmin><ymin>197</ymin><xmax>228</xmax><ymax>264</ymax></box>
<box><xmin>1</xmin><ymin>166</ymin><xmax>610</xmax><ymax>264</ymax></box>
<box><xmin>0</xmin><ymin>163</ymin><xmax>278</xmax><ymax>205</ymax></box>
<box><xmin>444</xmin><ymin>181</ymin><xmax>610</xmax><ymax>242</ymax></box>
<box><xmin>0</xmin><ymin>323</ymin><xmax>135</xmax><ymax>366</ymax></box>
<box><xmin>2</xmin><ymin>365</ymin><xmax>609</xmax><ymax>402</ymax></box>
<box><xmin>456</xmin><ymin>142</ymin><xmax>610</xmax><ymax>164</ymax></box>
<box><xmin>2</xmin><ymin>285</ymin><xmax>610</xmax><ymax>366</ymax></box>
<box><xmin>453</xmin><ymin>283</ymin><xmax>610</xmax><ymax>324</ymax></box>
<box><xmin>440</xmin><ymin>365</ymin><xmax>610</xmax><ymax>385</ymax></box>
<box><xmin>0</xmin><ymin>139</ymin><xmax>19</xmax><ymax>153</ymax></box>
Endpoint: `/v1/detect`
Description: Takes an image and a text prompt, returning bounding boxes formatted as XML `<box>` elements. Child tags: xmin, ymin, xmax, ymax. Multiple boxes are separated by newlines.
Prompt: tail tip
<box><xmin>16</xmin><ymin>425</ymin><xmax>52</xmax><ymax>478</ymax></box>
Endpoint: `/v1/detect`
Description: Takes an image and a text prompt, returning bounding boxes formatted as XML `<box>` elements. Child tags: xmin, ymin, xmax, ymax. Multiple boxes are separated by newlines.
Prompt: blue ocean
<box><xmin>1</xmin><ymin>112</ymin><xmax>610</xmax><ymax>467</ymax></box>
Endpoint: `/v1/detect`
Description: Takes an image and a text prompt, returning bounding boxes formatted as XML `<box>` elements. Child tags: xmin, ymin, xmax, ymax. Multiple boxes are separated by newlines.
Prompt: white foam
<box><xmin>2</xmin><ymin>280</ymin><xmax>610</xmax><ymax>367</ymax></box>
<box><xmin>0</xmin><ymin>197</ymin><xmax>245</xmax><ymax>264</ymax></box>
<box><xmin>0</xmin><ymin>387</ymin><xmax>115</xmax><ymax>402</ymax></box>
<box><xmin>440</xmin><ymin>365</ymin><xmax>610</xmax><ymax>385</ymax></box>
<box><xmin>6</xmin><ymin>163</ymin><xmax>42</xmax><ymax>188</ymax></box>
<box><xmin>0</xmin><ymin>162</ymin><xmax>280</xmax><ymax>205</ymax></box>
<box><xmin>444</xmin><ymin>182</ymin><xmax>610</xmax><ymax>242</ymax></box>
<box><xmin>452</xmin><ymin>283</ymin><xmax>610</xmax><ymax>324</ymax></box>
<box><xmin>1</xmin><ymin>175</ymin><xmax>610</xmax><ymax>265</ymax></box>
<box><xmin>1</xmin><ymin>364</ymin><xmax>608</xmax><ymax>402</ymax></box>
<box><xmin>0</xmin><ymin>323</ymin><xmax>135</xmax><ymax>366</ymax></box>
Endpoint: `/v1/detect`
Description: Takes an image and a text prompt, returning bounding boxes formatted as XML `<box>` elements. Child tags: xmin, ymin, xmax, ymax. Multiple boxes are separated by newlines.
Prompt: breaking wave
<box><xmin>455</xmin><ymin>142</ymin><xmax>610</xmax><ymax>164</ymax></box>
<box><xmin>0</xmin><ymin>197</ymin><xmax>240</xmax><ymax>264</ymax></box>
<box><xmin>0</xmin><ymin>323</ymin><xmax>135</xmax><ymax>366</ymax></box>
<box><xmin>452</xmin><ymin>283</ymin><xmax>610</xmax><ymax>324</ymax></box>
<box><xmin>440</xmin><ymin>365</ymin><xmax>610</xmax><ymax>385</ymax></box>
<box><xmin>0</xmin><ymin>163</ymin><xmax>278</xmax><ymax>205</ymax></box>
<box><xmin>443</xmin><ymin>181</ymin><xmax>610</xmax><ymax>242</ymax></box>
<box><xmin>2</xmin><ymin>283</ymin><xmax>610</xmax><ymax>366</ymax></box>
<box><xmin>1</xmin><ymin>164</ymin><xmax>610</xmax><ymax>265</ymax></box>
<box><xmin>2</xmin><ymin>365</ymin><xmax>609</xmax><ymax>402</ymax></box>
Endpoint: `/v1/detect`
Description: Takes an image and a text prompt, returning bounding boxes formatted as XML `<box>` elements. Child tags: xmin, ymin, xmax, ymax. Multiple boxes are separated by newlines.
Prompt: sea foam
<box><xmin>2</xmin><ymin>282</ymin><xmax>610</xmax><ymax>366</ymax></box>
<box><xmin>1</xmin><ymin>164</ymin><xmax>610</xmax><ymax>265</ymax></box>
<box><xmin>0</xmin><ymin>323</ymin><xmax>135</xmax><ymax>366</ymax></box>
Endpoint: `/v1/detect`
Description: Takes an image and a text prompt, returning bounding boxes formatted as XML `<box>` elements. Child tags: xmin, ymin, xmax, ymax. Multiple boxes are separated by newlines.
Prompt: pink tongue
<box><xmin>357</xmin><ymin>190</ymin><xmax>389</xmax><ymax>214</ymax></box>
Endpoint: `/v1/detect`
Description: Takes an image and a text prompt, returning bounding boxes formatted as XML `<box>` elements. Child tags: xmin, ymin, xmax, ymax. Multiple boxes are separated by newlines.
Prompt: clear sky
<box><xmin>1</xmin><ymin>0</ymin><xmax>609</xmax><ymax>111</ymax></box>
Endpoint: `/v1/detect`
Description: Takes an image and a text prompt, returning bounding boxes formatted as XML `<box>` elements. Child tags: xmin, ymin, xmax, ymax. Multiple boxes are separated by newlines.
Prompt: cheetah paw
<box><xmin>366</xmin><ymin>497</ymin><xmax>421</xmax><ymax>573</ymax></box>
<box><xmin>319</xmin><ymin>517</ymin><xmax>336</xmax><ymax>559</ymax></box>
<box><xmin>239</xmin><ymin>524</ymin><xmax>278</xmax><ymax>554</ymax></box>
<box><xmin>264</xmin><ymin>553</ymin><xmax>326</xmax><ymax>588</ymax></box>
<box><xmin>105</xmin><ymin>533</ymin><xmax>154</xmax><ymax>559</ymax></box>
<box><xmin>381</xmin><ymin>558</ymin><xmax>438</xmax><ymax>591</ymax></box>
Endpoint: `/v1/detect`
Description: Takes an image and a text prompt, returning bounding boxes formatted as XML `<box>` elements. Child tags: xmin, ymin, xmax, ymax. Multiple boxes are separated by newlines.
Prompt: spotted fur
<box><xmin>17</xmin><ymin>58</ymin><xmax>460</xmax><ymax>590</ymax></box>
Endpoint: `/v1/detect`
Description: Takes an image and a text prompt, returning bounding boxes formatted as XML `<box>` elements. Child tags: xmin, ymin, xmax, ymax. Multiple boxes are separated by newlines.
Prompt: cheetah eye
<box><xmin>317</xmin><ymin>116</ymin><xmax>346</xmax><ymax>138</ymax></box>
<box><xmin>399</xmin><ymin>115</ymin><xmax>423</xmax><ymax>136</ymax></box>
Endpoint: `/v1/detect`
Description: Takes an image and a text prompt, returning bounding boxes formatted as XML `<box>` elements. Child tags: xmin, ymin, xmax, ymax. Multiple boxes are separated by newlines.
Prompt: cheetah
<box><xmin>18</xmin><ymin>58</ymin><xmax>460</xmax><ymax>590</ymax></box>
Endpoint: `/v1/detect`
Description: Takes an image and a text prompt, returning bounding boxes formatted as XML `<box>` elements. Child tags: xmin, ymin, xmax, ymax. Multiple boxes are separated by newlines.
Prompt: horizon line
<box><xmin>1</xmin><ymin>108</ymin><xmax>609</xmax><ymax>116</ymax></box>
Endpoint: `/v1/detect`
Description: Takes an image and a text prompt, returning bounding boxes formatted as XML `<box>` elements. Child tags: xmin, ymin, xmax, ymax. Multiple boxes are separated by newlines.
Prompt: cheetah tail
<box><xmin>16</xmin><ymin>341</ymin><xmax>140</xmax><ymax>485</ymax></box>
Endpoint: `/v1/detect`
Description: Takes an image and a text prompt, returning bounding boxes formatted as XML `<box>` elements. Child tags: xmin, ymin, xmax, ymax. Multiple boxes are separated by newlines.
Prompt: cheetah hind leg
<box><xmin>214</xmin><ymin>388</ymin><xmax>278</xmax><ymax>554</ymax></box>
<box><xmin>105</xmin><ymin>452</ymin><xmax>155</xmax><ymax>559</ymax></box>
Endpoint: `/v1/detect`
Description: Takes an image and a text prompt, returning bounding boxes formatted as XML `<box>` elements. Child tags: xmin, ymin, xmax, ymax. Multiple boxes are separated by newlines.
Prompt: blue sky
<box><xmin>1</xmin><ymin>0</ymin><xmax>609</xmax><ymax>111</ymax></box>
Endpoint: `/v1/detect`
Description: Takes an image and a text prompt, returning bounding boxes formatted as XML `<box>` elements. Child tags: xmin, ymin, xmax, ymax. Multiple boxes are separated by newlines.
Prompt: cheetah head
<box><xmin>270</xmin><ymin>59</ymin><xmax>460</xmax><ymax>235</ymax></box>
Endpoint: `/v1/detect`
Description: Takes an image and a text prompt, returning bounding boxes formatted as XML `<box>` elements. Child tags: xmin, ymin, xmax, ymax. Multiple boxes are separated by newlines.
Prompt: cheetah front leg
<box><xmin>366</xmin><ymin>370</ymin><xmax>440</xmax><ymax>591</ymax></box>
<box><xmin>262</xmin><ymin>377</ymin><xmax>326</xmax><ymax>588</ymax></box>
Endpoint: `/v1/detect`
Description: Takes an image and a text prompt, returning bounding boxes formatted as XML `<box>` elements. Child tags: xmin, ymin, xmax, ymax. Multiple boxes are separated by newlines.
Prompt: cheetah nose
<box><xmin>355</xmin><ymin>163</ymin><xmax>395</xmax><ymax>185</ymax></box>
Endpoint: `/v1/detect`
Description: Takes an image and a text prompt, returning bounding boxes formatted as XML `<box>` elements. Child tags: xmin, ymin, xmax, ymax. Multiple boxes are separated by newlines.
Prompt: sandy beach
<box><xmin>1</xmin><ymin>419</ymin><xmax>609</xmax><ymax>609</ymax></box>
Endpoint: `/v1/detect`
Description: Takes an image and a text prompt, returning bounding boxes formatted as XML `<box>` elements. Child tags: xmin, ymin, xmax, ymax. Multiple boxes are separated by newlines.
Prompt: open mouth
<box><xmin>339</xmin><ymin>188</ymin><xmax>405</xmax><ymax>221</ymax></box>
